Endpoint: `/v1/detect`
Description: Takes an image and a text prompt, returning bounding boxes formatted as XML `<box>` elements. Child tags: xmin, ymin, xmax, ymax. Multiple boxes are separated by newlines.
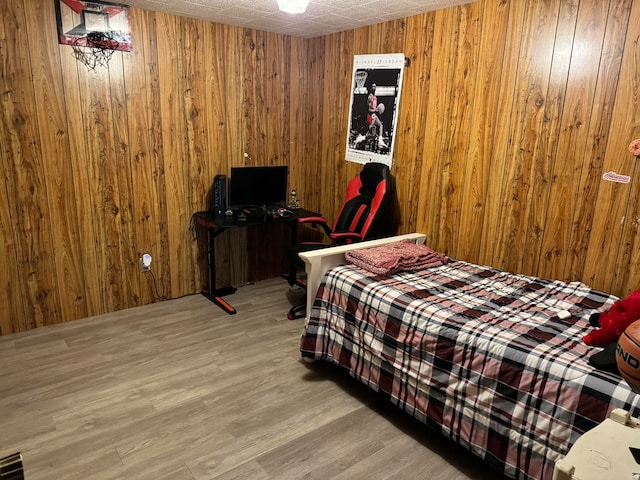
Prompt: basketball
<box><xmin>615</xmin><ymin>319</ymin><xmax>640</xmax><ymax>393</ymax></box>
<box><xmin>376</xmin><ymin>103</ymin><xmax>385</xmax><ymax>115</ymax></box>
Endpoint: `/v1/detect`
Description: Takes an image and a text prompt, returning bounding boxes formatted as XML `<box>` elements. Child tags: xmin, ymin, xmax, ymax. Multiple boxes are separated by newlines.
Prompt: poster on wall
<box><xmin>345</xmin><ymin>53</ymin><xmax>405</xmax><ymax>167</ymax></box>
<box><xmin>54</xmin><ymin>0</ymin><xmax>133</xmax><ymax>51</ymax></box>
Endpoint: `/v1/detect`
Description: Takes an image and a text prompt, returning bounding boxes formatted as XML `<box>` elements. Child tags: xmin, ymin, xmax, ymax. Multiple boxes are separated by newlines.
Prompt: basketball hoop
<box><xmin>71</xmin><ymin>31</ymin><xmax>120</xmax><ymax>71</ymax></box>
<box><xmin>354</xmin><ymin>70</ymin><xmax>368</xmax><ymax>94</ymax></box>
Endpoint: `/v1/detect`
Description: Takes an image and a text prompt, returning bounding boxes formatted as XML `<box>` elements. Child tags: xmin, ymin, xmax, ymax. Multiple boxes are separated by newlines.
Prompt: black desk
<box><xmin>193</xmin><ymin>208</ymin><xmax>322</xmax><ymax>314</ymax></box>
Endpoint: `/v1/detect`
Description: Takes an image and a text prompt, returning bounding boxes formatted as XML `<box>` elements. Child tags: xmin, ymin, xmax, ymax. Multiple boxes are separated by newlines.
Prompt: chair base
<box><xmin>287</xmin><ymin>303</ymin><xmax>306</xmax><ymax>320</ymax></box>
<box><xmin>282</xmin><ymin>273</ymin><xmax>307</xmax><ymax>320</ymax></box>
<box><xmin>281</xmin><ymin>273</ymin><xmax>307</xmax><ymax>289</ymax></box>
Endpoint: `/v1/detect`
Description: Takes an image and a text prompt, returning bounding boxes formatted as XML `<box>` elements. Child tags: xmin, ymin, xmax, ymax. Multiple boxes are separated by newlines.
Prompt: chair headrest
<box><xmin>359</xmin><ymin>162</ymin><xmax>389</xmax><ymax>189</ymax></box>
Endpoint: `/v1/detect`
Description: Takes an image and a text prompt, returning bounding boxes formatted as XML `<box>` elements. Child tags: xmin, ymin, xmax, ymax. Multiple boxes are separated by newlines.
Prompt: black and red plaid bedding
<box><xmin>300</xmin><ymin>260</ymin><xmax>640</xmax><ymax>480</ymax></box>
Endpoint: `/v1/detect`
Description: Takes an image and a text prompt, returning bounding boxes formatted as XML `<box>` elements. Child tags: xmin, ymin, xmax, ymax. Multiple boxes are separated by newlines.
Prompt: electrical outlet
<box><xmin>140</xmin><ymin>253</ymin><xmax>152</xmax><ymax>272</ymax></box>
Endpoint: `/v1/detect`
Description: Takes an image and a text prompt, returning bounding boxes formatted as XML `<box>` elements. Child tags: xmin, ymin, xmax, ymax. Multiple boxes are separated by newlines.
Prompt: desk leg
<box><xmin>202</xmin><ymin>291</ymin><xmax>236</xmax><ymax>315</ymax></box>
<box><xmin>202</xmin><ymin>226</ymin><xmax>237</xmax><ymax>315</ymax></box>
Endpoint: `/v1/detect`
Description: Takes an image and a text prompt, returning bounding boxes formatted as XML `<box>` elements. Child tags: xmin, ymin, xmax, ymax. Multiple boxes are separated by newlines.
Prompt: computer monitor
<box><xmin>229</xmin><ymin>165</ymin><xmax>289</xmax><ymax>209</ymax></box>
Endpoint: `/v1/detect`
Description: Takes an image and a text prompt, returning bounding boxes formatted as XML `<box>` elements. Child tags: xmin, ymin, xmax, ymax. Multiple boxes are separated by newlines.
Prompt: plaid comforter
<box><xmin>300</xmin><ymin>260</ymin><xmax>640</xmax><ymax>480</ymax></box>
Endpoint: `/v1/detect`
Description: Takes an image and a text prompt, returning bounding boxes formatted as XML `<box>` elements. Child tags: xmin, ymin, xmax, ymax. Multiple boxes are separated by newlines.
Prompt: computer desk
<box><xmin>192</xmin><ymin>207</ymin><xmax>323</xmax><ymax>314</ymax></box>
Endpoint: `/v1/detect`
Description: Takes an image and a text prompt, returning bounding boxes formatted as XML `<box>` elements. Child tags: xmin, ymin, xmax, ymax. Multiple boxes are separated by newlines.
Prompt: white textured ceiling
<box><xmin>123</xmin><ymin>0</ymin><xmax>475</xmax><ymax>38</ymax></box>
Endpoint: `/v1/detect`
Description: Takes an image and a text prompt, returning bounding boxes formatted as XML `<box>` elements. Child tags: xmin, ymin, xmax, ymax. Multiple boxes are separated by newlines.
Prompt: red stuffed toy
<box><xmin>583</xmin><ymin>289</ymin><xmax>640</xmax><ymax>346</ymax></box>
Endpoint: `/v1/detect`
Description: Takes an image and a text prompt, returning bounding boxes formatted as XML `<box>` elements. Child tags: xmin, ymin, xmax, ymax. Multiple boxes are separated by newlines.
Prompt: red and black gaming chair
<box><xmin>286</xmin><ymin>162</ymin><xmax>398</xmax><ymax>319</ymax></box>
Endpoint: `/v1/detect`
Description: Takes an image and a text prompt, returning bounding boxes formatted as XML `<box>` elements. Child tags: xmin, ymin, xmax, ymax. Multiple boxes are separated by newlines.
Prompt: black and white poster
<box><xmin>346</xmin><ymin>54</ymin><xmax>405</xmax><ymax>167</ymax></box>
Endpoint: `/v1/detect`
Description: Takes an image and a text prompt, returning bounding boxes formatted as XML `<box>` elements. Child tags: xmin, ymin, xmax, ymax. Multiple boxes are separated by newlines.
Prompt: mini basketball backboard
<box><xmin>55</xmin><ymin>0</ymin><xmax>132</xmax><ymax>52</ymax></box>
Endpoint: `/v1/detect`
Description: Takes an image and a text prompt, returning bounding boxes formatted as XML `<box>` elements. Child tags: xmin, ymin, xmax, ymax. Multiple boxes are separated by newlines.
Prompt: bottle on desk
<box><xmin>288</xmin><ymin>189</ymin><xmax>300</xmax><ymax>209</ymax></box>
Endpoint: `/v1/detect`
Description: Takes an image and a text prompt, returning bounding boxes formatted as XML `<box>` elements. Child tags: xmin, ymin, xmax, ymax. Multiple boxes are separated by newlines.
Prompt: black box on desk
<box><xmin>207</xmin><ymin>174</ymin><xmax>227</xmax><ymax>215</ymax></box>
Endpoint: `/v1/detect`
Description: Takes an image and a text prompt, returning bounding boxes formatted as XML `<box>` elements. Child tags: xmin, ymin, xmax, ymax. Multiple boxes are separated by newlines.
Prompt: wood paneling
<box><xmin>26</xmin><ymin>0</ymin><xmax>88</xmax><ymax>323</ymax></box>
<box><xmin>582</xmin><ymin>0</ymin><xmax>639</xmax><ymax>292</ymax></box>
<box><xmin>0</xmin><ymin>0</ymin><xmax>305</xmax><ymax>334</ymax></box>
<box><xmin>1</xmin><ymin>0</ymin><xmax>639</xmax><ymax>334</ymax></box>
<box><xmin>1</xmin><ymin>0</ymin><xmax>61</xmax><ymax>330</ymax></box>
<box><xmin>563</xmin><ymin>0</ymin><xmax>631</xmax><ymax>284</ymax></box>
<box><xmin>315</xmin><ymin>0</ymin><xmax>639</xmax><ymax>296</ymax></box>
<box><xmin>457</xmin><ymin>0</ymin><xmax>509</xmax><ymax>264</ymax></box>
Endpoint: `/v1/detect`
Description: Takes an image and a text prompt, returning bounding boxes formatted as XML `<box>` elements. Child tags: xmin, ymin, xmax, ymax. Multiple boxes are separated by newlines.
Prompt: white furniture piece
<box><xmin>298</xmin><ymin>232</ymin><xmax>427</xmax><ymax>320</ymax></box>
<box><xmin>553</xmin><ymin>408</ymin><xmax>640</xmax><ymax>480</ymax></box>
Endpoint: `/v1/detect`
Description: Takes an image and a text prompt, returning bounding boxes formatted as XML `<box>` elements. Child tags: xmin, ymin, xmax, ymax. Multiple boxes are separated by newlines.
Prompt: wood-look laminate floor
<box><xmin>0</xmin><ymin>278</ymin><xmax>506</xmax><ymax>480</ymax></box>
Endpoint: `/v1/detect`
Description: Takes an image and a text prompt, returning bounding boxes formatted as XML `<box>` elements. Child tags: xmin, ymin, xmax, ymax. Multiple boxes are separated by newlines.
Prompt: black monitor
<box><xmin>229</xmin><ymin>165</ymin><xmax>288</xmax><ymax>208</ymax></box>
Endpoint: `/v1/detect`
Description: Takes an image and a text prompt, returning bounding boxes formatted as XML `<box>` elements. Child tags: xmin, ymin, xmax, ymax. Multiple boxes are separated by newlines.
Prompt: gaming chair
<box><xmin>286</xmin><ymin>162</ymin><xmax>398</xmax><ymax>319</ymax></box>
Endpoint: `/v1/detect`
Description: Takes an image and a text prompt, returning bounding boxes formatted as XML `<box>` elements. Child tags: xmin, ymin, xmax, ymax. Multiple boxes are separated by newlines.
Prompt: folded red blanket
<box><xmin>345</xmin><ymin>239</ymin><xmax>448</xmax><ymax>275</ymax></box>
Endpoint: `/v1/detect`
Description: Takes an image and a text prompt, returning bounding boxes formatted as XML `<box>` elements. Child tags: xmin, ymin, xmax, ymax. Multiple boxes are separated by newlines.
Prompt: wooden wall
<box><xmin>1</xmin><ymin>0</ymin><xmax>639</xmax><ymax>335</ymax></box>
<box><xmin>306</xmin><ymin>0</ymin><xmax>640</xmax><ymax>296</ymax></box>
<box><xmin>0</xmin><ymin>0</ymin><xmax>307</xmax><ymax>334</ymax></box>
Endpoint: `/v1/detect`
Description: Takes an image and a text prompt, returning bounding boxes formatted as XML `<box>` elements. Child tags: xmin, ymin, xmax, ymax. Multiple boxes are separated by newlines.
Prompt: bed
<box><xmin>298</xmin><ymin>234</ymin><xmax>640</xmax><ymax>480</ymax></box>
